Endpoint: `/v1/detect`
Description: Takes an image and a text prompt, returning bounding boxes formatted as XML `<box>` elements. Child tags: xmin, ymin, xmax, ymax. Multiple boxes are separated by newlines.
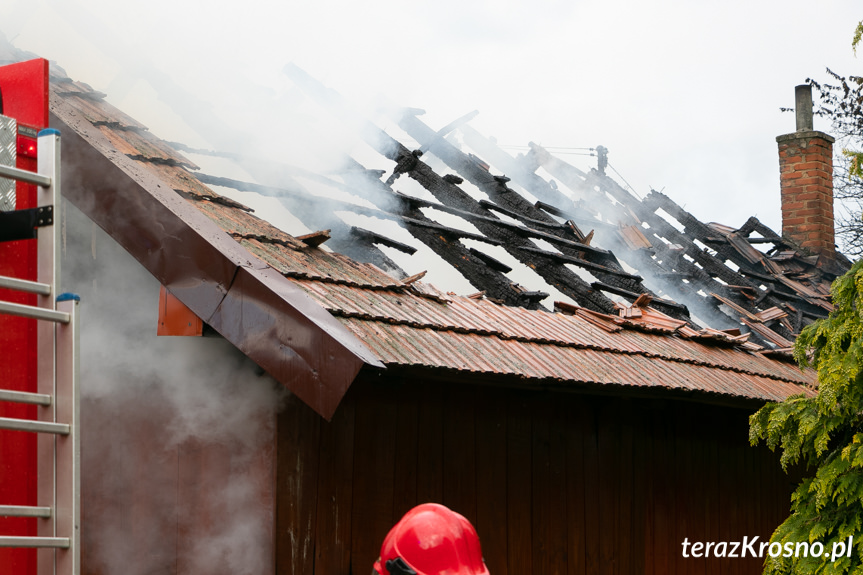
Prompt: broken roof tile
<box><xmin>95</xmin><ymin>124</ymin><xmax>198</xmax><ymax>169</ymax></box>
<box><xmin>239</xmin><ymin>239</ymin><xmax>401</xmax><ymax>288</ymax></box>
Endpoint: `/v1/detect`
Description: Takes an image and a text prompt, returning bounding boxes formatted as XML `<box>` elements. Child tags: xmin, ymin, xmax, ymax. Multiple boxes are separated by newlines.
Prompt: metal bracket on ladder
<box><xmin>0</xmin><ymin>127</ymin><xmax>81</xmax><ymax>575</ymax></box>
<box><xmin>0</xmin><ymin>205</ymin><xmax>54</xmax><ymax>242</ymax></box>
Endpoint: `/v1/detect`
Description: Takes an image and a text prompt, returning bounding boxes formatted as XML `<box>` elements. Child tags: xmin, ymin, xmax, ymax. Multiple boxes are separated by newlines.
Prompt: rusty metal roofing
<box><xmin>288</xmin><ymin>278</ymin><xmax>813</xmax><ymax>401</ymax></box>
<box><xmin>339</xmin><ymin>318</ymin><xmax>809</xmax><ymax>402</ymax></box>
<box><xmin>27</xmin><ymin>49</ymin><xmax>819</xmax><ymax>411</ymax></box>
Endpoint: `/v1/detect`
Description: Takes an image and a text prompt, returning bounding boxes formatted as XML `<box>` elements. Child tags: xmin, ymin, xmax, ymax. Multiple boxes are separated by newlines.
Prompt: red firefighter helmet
<box><xmin>373</xmin><ymin>503</ymin><xmax>489</xmax><ymax>575</ymax></box>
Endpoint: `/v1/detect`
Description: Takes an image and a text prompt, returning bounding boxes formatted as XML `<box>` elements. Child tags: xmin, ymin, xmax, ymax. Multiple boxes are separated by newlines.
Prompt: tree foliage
<box><xmin>809</xmin><ymin>70</ymin><xmax>863</xmax><ymax>256</ymax></box>
<box><xmin>751</xmin><ymin>260</ymin><xmax>863</xmax><ymax>574</ymax></box>
<box><xmin>854</xmin><ymin>21</ymin><xmax>863</xmax><ymax>55</ymax></box>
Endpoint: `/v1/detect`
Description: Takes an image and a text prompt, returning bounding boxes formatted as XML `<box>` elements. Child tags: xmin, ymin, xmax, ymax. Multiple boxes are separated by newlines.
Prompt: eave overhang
<box><xmin>49</xmin><ymin>99</ymin><xmax>384</xmax><ymax>420</ymax></box>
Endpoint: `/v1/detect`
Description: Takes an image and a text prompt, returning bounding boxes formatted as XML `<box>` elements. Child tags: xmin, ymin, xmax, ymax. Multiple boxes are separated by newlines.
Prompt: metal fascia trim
<box><xmin>209</xmin><ymin>265</ymin><xmax>381</xmax><ymax>419</ymax></box>
<box><xmin>50</xmin><ymin>104</ymin><xmax>382</xmax><ymax>419</ymax></box>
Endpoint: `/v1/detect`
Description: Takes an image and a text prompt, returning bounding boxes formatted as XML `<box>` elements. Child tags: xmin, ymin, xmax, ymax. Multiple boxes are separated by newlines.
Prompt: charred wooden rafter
<box><xmin>285</xmin><ymin>68</ymin><xmax>628</xmax><ymax>313</ymax></box>
<box><xmin>188</xmin><ymin>172</ymin><xmax>408</xmax><ymax>278</ymax></box>
<box><xmin>471</xmin><ymin>140</ymin><xmax>753</xmax><ymax>331</ymax></box>
<box><xmin>516</xmin><ymin>246</ymin><xmax>642</xmax><ymax>282</ymax></box>
<box><xmin>442</xmin><ymin>128</ymin><xmax>741</xmax><ymax>326</ymax></box>
<box><xmin>636</xmin><ymin>188</ymin><xmax>828</xmax><ymax>326</ymax></box>
<box><xmin>524</xmin><ymin>149</ymin><xmax>756</xmax><ymax>317</ymax></box>
<box><xmin>350</xmin><ymin>227</ymin><xmax>417</xmax><ymax>255</ymax></box>
<box><xmin>337</xmin><ymin>165</ymin><xmax>545</xmax><ymax>309</ymax></box>
<box><xmin>391</xmin><ymin>110</ymin><xmax>683</xmax><ymax>315</ymax></box>
<box><xmin>393</xmin><ymin>145</ymin><xmax>618</xmax><ymax>313</ymax></box>
<box><xmin>533</xmin><ymin>200</ymin><xmax>617</xmax><ymax>232</ymax></box>
<box><xmin>468</xmin><ymin>248</ymin><xmax>512</xmax><ymax>273</ymax></box>
<box><xmin>199</xmin><ymin>168</ymin><xmax>535</xmax><ymax>307</ymax></box>
<box><xmin>400</xmin><ymin>216</ymin><xmax>503</xmax><ymax>246</ymax></box>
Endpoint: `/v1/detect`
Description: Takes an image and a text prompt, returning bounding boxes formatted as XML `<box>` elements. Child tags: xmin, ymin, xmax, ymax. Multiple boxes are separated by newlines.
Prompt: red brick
<box><xmin>795</xmin><ymin>208</ymin><xmax>824</xmax><ymax>217</ymax></box>
<box><xmin>781</xmin><ymin>201</ymin><xmax>805</xmax><ymax>211</ymax></box>
<box><xmin>795</xmin><ymin>177</ymin><xmax>827</xmax><ymax>186</ymax></box>
<box><xmin>795</xmin><ymin>161</ymin><xmax>822</xmax><ymax>171</ymax></box>
<box><xmin>783</xmin><ymin>217</ymin><xmax>805</xmax><ymax>226</ymax></box>
<box><xmin>795</xmin><ymin>192</ymin><xmax>826</xmax><ymax>201</ymax></box>
<box><xmin>794</xmin><ymin>224</ymin><xmax>822</xmax><ymax>232</ymax></box>
<box><xmin>781</xmin><ymin>171</ymin><xmax>804</xmax><ymax>181</ymax></box>
<box><xmin>803</xmin><ymin>185</ymin><xmax>831</xmax><ymax>194</ymax></box>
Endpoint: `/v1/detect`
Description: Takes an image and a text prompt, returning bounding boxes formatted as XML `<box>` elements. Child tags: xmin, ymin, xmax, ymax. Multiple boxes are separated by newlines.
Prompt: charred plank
<box><xmin>518</xmin><ymin>246</ymin><xmax>643</xmax><ymax>282</ymax></box>
<box><xmin>350</xmin><ymin>227</ymin><xmax>417</xmax><ymax>255</ymax></box>
<box><xmin>469</xmin><ymin>248</ymin><xmax>513</xmax><ymax>273</ymax></box>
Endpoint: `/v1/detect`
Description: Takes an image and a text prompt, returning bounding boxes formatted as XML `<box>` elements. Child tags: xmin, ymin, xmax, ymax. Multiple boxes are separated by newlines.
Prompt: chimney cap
<box><xmin>795</xmin><ymin>84</ymin><xmax>814</xmax><ymax>132</ymax></box>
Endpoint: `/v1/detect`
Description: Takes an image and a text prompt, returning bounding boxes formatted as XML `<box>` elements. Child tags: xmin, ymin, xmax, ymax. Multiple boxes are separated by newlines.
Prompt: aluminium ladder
<box><xmin>0</xmin><ymin>126</ymin><xmax>80</xmax><ymax>575</ymax></box>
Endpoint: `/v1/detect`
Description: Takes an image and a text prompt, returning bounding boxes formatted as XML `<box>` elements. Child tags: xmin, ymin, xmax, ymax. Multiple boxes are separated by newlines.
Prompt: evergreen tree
<box><xmin>751</xmin><ymin>260</ymin><xmax>863</xmax><ymax>574</ymax></box>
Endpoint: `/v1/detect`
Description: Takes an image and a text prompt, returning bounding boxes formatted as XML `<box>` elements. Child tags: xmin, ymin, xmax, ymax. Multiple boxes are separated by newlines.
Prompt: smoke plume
<box><xmin>63</xmin><ymin>201</ymin><xmax>285</xmax><ymax>575</ymax></box>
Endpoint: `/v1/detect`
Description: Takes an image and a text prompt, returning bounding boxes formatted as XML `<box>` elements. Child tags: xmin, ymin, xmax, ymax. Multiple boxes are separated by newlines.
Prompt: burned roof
<box><xmin>184</xmin><ymin>66</ymin><xmax>849</xmax><ymax>349</ymax></box>
<box><xmin>8</xmin><ymin>47</ymin><xmax>825</xmax><ymax>415</ymax></box>
<box><xmin>277</xmin><ymin>66</ymin><xmax>851</xmax><ymax>344</ymax></box>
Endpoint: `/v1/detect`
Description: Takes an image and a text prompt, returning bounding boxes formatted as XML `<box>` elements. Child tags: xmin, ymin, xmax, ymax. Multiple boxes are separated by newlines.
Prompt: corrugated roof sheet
<box><xmin>43</xmin><ymin>60</ymin><xmax>818</xmax><ymax>406</ymax></box>
<box><xmin>340</xmin><ymin>319</ymin><xmax>807</xmax><ymax>402</ymax></box>
<box><xmin>286</xmin><ymin>278</ymin><xmax>812</xmax><ymax>399</ymax></box>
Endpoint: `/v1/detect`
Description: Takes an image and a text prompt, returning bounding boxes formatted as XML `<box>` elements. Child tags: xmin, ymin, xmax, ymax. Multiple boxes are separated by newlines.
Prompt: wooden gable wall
<box><xmin>277</xmin><ymin>372</ymin><xmax>795</xmax><ymax>575</ymax></box>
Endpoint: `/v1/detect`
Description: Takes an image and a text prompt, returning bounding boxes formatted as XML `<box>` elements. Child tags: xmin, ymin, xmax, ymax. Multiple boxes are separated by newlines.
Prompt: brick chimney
<box><xmin>776</xmin><ymin>84</ymin><xmax>835</xmax><ymax>259</ymax></box>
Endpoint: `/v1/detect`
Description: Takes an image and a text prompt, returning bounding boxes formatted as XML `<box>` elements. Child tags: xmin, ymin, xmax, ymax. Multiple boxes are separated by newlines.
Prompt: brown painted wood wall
<box><xmin>80</xmin><ymin>392</ymin><xmax>277</xmax><ymax>575</ymax></box>
<box><xmin>277</xmin><ymin>374</ymin><xmax>795</xmax><ymax>575</ymax></box>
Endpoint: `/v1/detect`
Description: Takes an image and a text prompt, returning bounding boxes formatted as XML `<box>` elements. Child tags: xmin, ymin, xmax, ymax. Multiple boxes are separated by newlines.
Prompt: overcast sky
<box><xmin>2</xmin><ymin>0</ymin><xmax>861</xmax><ymax>240</ymax></box>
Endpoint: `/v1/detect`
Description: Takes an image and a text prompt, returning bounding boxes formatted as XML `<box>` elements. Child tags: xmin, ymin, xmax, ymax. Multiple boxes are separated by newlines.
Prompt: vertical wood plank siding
<box><xmin>81</xmin><ymin>398</ymin><xmax>277</xmax><ymax>575</ymax></box>
<box><xmin>277</xmin><ymin>376</ymin><xmax>795</xmax><ymax>575</ymax></box>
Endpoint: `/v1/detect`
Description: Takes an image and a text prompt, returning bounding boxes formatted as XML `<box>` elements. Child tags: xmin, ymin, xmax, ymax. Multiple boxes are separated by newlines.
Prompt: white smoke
<box><xmin>63</xmin><ymin>201</ymin><xmax>286</xmax><ymax>575</ymax></box>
